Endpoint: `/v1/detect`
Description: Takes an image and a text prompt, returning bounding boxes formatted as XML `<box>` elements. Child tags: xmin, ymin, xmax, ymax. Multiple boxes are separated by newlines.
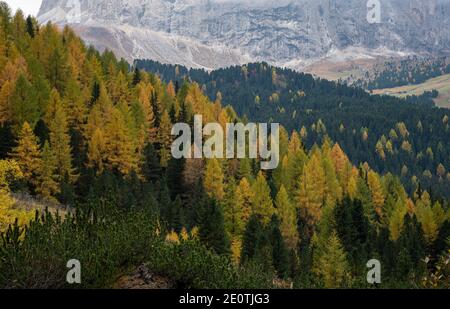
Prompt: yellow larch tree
<box><xmin>313</xmin><ymin>232</ymin><xmax>350</xmax><ymax>288</ymax></box>
<box><xmin>185</xmin><ymin>83</ymin><xmax>214</xmax><ymax>122</ymax></box>
<box><xmin>203</xmin><ymin>158</ymin><xmax>225</xmax><ymax>202</ymax></box>
<box><xmin>158</xmin><ymin>110</ymin><xmax>173</xmax><ymax>167</ymax></box>
<box><xmin>275</xmin><ymin>185</ymin><xmax>299</xmax><ymax>250</ymax></box>
<box><xmin>415</xmin><ymin>198</ymin><xmax>439</xmax><ymax>244</ymax></box>
<box><xmin>347</xmin><ymin>167</ymin><xmax>359</xmax><ymax>199</ymax></box>
<box><xmin>87</xmin><ymin>127</ymin><xmax>108</xmax><ymax>175</ymax></box>
<box><xmin>330</xmin><ymin>143</ymin><xmax>352</xmax><ymax>193</ymax></box>
<box><xmin>388</xmin><ymin>199</ymin><xmax>408</xmax><ymax>241</ymax></box>
<box><xmin>234</xmin><ymin>177</ymin><xmax>254</xmax><ymax>235</ymax></box>
<box><xmin>251</xmin><ymin>171</ymin><xmax>275</xmax><ymax>224</ymax></box>
<box><xmin>48</xmin><ymin>102</ymin><xmax>77</xmax><ymax>184</ymax></box>
<box><xmin>84</xmin><ymin>84</ymin><xmax>114</xmax><ymax>140</ymax></box>
<box><xmin>36</xmin><ymin>141</ymin><xmax>59</xmax><ymax>201</ymax></box>
<box><xmin>367</xmin><ymin>170</ymin><xmax>385</xmax><ymax>218</ymax></box>
<box><xmin>322</xmin><ymin>140</ymin><xmax>343</xmax><ymax>204</ymax></box>
<box><xmin>136</xmin><ymin>81</ymin><xmax>157</xmax><ymax>141</ymax></box>
<box><xmin>295</xmin><ymin>149</ymin><xmax>326</xmax><ymax>227</ymax></box>
<box><xmin>0</xmin><ymin>79</ymin><xmax>14</xmax><ymax>125</ymax></box>
<box><xmin>44</xmin><ymin>88</ymin><xmax>64</xmax><ymax>127</ymax></box>
<box><xmin>104</xmin><ymin>107</ymin><xmax>139</xmax><ymax>176</ymax></box>
<box><xmin>9</xmin><ymin>121</ymin><xmax>42</xmax><ymax>187</ymax></box>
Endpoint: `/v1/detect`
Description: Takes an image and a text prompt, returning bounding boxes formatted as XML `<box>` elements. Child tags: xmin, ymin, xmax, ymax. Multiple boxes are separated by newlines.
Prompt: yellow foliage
<box><xmin>0</xmin><ymin>160</ymin><xmax>33</xmax><ymax>232</ymax></box>
<box><xmin>136</xmin><ymin>81</ymin><xmax>156</xmax><ymax>141</ymax></box>
<box><xmin>347</xmin><ymin>168</ymin><xmax>359</xmax><ymax>199</ymax></box>
<box><xmin>416</xmin><ymin>202</ymin><xmax>439</xmax><ymax>244</ymax></box>
<box><xmin>203</xmin><ymin>158</ymin><xmax>225</xmax><ymax>201</ymax></box>
<box><xmin>166</xmin><ymin>230</ymin><xmax>180</xmax><ymax>244</ymax></box>
<box><xmin>180</xmin><ymin>227</ymin><xmax>189</xmax><ymax>241</ymax></box>
<box><xmin>0</xmin><ymin>80</ymin><xmax>14</xmax><ymax>125</ymax></box>
<box><xmin>231</xmin><ymin>238</ymin><xmax>242</xmax><ymax>265</ymax></box>
<box><xmin>10</xmin><ymin>122</ymin><xmax>42</xmax><ymax>185</ymax></box>
<box><xmin>367</xmin><ymin>170</ymin><xmax>385</xmax><ymax>217</ymax></box>
<box><xmin>388</xmin><ymin>200</ymin><xmax>407</xmax><ymax>241</ymax></box>
<box><xmin>313</xmin><ymin>232</ymin><xmax>351</xmax><ymax>288</ymax></box>
<box><xmin>190</xmin><ymin>226</ymin><xmax>200</xmax><ymax>240</ymax></box>
<box><xmin>235</xmin><ymin>177</ymin><xmax>253</xmax><ymax>230</ymax></box>
<box><xmin>296</xmin><ymin>150</ymin><xmax>326</xmax><ymax>227</ymax></box>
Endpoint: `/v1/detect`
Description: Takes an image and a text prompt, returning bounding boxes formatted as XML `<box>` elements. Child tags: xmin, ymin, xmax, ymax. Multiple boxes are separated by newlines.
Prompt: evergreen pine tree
<box><xmin>241</xmin><ymin>214</ymin><xmax>264</xmax><ymax>263</ymax></box>
<box><xmin>10</xmin><ymin>74</ymin><xmax>39</xmax><ymax>132</ymax></box>
<box><xmin>132</xmin><ymin>67</ymin><xmax>142</xmax><ymax>86</ymax></box>
<box><xmin>269</xmin><ymin>215</ymin><xmax>289</xmax><ymax>278</ymax></box>
<box><xmin>142</xmin><ymin>143</ymin><xmax>162</xmax><ymax>183</ymax></box>
<box><xmin>197</xmin><ymin>196</ymin><xmax>230</xmax><ymax>255</ymax></box>
<box><xmin>26</xmin><ymin>15</ymin><xmax>35</xmax><ymax>38</ymax></box>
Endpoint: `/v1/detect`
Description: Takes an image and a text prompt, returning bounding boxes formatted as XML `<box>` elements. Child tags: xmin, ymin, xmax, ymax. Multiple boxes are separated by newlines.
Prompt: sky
<box><xmin>3</xmin><ymin>0</ymin><xmax>43</xmax><ymax>17</ymax></box>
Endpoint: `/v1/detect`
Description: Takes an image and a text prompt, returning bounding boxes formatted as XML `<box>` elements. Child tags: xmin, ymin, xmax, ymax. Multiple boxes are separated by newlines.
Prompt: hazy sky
<box><xmin>4</xmin><ymin>0</ymin><xmax>43</xmax><ymax>17</ymax></box>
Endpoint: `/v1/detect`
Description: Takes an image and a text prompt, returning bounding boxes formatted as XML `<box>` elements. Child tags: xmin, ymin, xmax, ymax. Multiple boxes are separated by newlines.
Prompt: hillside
<box><xmin>354</xmin><ymin>56</ymin><xmax>450</xmax><ymax>90</ymax></box>
<box><xmin>135</xmin><ymin>59</ymin><xmax>450</xmax><ymax>199</ymax></box>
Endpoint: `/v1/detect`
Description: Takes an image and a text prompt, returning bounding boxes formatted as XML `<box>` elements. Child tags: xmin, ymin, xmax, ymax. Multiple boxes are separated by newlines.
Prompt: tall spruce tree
<box><xmin>10</xmin><ymin>74</ymin><xmax>39</xmax><ymax>132</ymax></box>
<box><xmin>241</xmin><ymin>214</ymin><xmax>264</xmax><ymax>263</ymax></box>
<box><xmin>197</xmin><ymin>196</ymin><xmax>230</xmax><ymax>255</ymax></box>
<box><xmin>269</xmin><ymin>215</ymin><xmax>289</xmax><ymax>278</ymax></box>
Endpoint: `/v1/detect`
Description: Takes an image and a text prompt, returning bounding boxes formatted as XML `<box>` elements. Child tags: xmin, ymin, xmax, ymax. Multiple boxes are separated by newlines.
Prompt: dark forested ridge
<box><xmin>352</xmin><ymin>56</ymin><xmax>450</xmax><ymax>90</ymax></box>
<box><xmin>136</xmin><ymin>60</ymin><xmax>450</xmax><ymax>199</ymax></box>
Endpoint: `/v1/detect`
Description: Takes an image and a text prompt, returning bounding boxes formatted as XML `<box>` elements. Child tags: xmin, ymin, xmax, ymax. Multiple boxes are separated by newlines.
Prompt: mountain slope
<box><xmin>37</xmin><ymin>0</ymin><xmax>450</xmax><ymax>70</ymax></box>
<box><xmin>135</xmin><ymin>60</ymin><xmax>450</xmax><ymax>198</ymax></box>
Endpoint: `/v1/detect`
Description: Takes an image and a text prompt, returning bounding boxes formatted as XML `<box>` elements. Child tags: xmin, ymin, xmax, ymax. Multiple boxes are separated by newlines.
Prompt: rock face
<box><xmin>37</xmin><ymin>0</ymin><xmax>450</xmax><ymax>70</ymax></box>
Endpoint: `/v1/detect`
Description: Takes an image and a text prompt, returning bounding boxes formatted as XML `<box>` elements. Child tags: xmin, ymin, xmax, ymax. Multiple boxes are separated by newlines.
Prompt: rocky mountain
<box><xmin>37</xmin><ymin>0</ymin><xmax>450</xmax><ymax>70</ymax></box>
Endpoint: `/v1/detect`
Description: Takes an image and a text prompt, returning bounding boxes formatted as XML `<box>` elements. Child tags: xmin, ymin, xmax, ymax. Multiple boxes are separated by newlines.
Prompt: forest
<box><xmin>136</xmin><ymin>60</ymin><xmax>450</xmax><ymax>199</ymax></box>
<box><xmin>0</xmin><ymin>3</ymin><xmax>449</xmax><ymax>289</ymax></box>
<box><xmin>352</xmin><ymin>56</ymin><xmax>450</xmax><ymax>90</ymax></box>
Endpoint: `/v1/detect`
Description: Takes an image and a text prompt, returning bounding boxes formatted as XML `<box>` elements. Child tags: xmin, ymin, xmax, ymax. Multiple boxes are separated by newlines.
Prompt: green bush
<box><xmin>0</xmin><ymin>205</ymin><xmax>273</xmax><ymax>289</ymax></box>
